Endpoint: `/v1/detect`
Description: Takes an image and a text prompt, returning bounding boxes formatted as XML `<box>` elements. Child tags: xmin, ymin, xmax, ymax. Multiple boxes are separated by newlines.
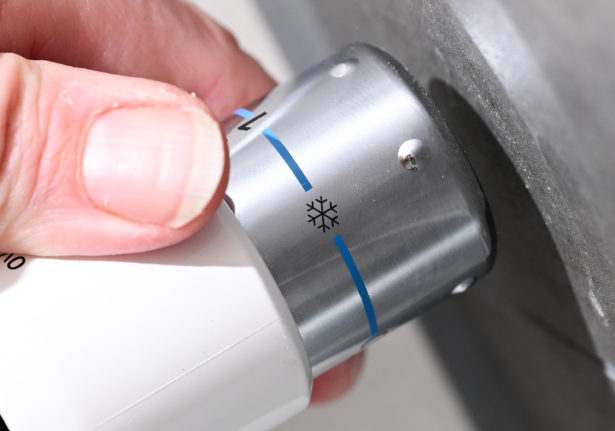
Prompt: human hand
<box><xmin>0</xmin><ymin>0</ymin><xmax>362</xmax><ymax>402</ymax></box>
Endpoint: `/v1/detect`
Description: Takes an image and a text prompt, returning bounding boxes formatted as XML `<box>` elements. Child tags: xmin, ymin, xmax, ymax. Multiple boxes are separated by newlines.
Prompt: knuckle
<box><xmin>0</xmin><ymin>53</ymin><xmax>29</xmax><ymax>147</ymax></box>
<box><xmin>213</xmin><ymin>24</ymin><xmax>240</xmax><ymax>51</ymax></box>
<box><xmin>0</xmin><ymin>53</ymin><xmax>42</xmax><ymax>241</ymax></box>
<box><xmin>201</xmin><ymin>14</ymin><xmax>240</xmax><ymax>53</ymax></box>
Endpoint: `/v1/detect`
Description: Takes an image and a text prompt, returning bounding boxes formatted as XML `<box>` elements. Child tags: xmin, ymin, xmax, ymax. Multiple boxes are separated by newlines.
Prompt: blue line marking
<box><xmin>233</xmin><ymin>109</ymin><xmax>312</xmax><ymax>191</ymax></box>
<box><xmin>261</xmin><ymin>128</ymin><xmax>312</xmax><ymax>191</ymax></box>
<box><xmin>333</xmin><ymin>234</ymin><xmax>379</xmax><ymax>336</ymax></box>
<box><xmin>233</xmin><ymin>108</ymin><xmax>255</xmax><ymax>119</ymax></box>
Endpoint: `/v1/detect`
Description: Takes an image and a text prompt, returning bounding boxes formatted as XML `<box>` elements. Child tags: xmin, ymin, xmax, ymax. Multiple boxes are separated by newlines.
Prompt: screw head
<box><xmin>398</xmin><ymin>139</ymin><xmax>422</xmax><ymax>171</ymax></box>
<box><xmin>329</xmin><ymin>59</ymin><xmax>358</xmax><ymax>78</ymax></box>
<box><xmin>451</xmin><ymin>277</ymin><xmax>476</xmax><ymax>295</ymax></box>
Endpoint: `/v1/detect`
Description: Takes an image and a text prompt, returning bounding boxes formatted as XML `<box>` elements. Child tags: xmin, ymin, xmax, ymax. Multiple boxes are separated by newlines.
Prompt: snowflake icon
<box><xmin>307</xmin><ymin>196</ymin><xmax>339</xmax><ymax>233</ymax></box>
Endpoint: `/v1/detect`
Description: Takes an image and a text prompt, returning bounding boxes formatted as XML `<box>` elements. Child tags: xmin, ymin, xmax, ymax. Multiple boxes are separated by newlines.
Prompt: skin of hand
<box><xmin>0</xmin><ymin>0</ymin><xmax>363</xmax><ymax>405</ymax></box>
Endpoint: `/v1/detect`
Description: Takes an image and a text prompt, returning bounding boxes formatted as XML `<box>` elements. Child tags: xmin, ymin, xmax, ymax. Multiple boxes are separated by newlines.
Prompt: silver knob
<box><xmin>226</xmin><ymin>43</ymin><xmax>493</xmax><ymax>376</ymax></box>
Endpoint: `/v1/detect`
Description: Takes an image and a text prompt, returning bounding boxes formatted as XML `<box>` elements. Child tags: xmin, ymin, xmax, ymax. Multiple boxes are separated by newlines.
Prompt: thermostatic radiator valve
<box><xmin>0</xmin><ymin>44</ymin><xmax>492</xmax><ymax>431</ymax></box>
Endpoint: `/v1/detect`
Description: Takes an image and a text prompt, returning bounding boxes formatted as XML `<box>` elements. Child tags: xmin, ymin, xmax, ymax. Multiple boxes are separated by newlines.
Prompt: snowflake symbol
<box><xmin>307</xmin><ymin>196</ymin><xmax>339</xmax><ymax>233</ymax></box>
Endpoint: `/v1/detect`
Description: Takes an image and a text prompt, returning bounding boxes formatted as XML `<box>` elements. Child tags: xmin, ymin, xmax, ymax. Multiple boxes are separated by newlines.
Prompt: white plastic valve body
<box><xmin>0</xmin><ymin>205</ymin><xmax>311</xmax><ymax>431</ymax></box>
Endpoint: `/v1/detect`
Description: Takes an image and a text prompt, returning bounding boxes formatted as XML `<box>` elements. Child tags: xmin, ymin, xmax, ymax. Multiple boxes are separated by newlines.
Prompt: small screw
<box><xmin>451</xmin><ymin>277</ymin><xmax>476</xmax><ymax>295</ymax></box>
<box><xmin>398</xmin><ymin>139</ymin><xmax>422</xmax><ymax>171</ymax></box>
<box><xmin>329</xmin><ymin>59</ymin><xmax>358</xmax><ymax>78</ymax></box>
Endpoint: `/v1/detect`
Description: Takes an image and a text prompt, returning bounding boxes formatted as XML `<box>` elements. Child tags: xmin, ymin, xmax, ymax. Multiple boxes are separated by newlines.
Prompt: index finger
<box><xmin>0</xmin><ymin>0</ymin><xmax>275</xmax><ymax>118</ymax></box>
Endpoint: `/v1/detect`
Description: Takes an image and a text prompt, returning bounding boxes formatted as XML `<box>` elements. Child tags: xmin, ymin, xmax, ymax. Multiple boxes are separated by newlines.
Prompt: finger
<box><xmin>310</xmin><ymin>352</ymin><xmax>366</xmax><ymax>404</ymax></box>
<box><xmin>0</xmin><ymin>0</ymin><xmax>275</xmax><ymax>119</ymax></box>
<box><xmin>0</xmin><ymin>53</ymin><xmax>227</xmax><ymax>256</ymax></box>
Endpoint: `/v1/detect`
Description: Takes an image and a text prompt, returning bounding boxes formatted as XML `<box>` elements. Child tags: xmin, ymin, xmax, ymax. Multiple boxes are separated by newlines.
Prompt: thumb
<box><xmin>0</xmin><ymin>53</ymin><xmax>228</xmax><ymax>256</ymax></box>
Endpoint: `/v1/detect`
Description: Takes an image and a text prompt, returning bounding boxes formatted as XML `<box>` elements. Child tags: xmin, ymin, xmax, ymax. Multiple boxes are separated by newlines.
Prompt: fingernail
<box><xmin>83</xmin><ymin>107</ymin><xmax>225</xmax><ymax>227</ymax></box>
